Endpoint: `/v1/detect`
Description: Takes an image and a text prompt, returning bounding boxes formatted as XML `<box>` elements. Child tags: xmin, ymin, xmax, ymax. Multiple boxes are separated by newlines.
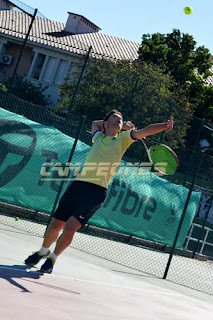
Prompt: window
<box><xmin>53</xmin><ymin>60</ymin><xmax>69</xmax><ymax>85</ymax></box>
<box><xmin>31</xmin><ymin>53</ymin><xmax>46</xmax><ymax>80</ymax></box>
<box><xmin>42</xmin><ymin>56</ymin><xmax>57</xmax><ymax>83</ymax></box>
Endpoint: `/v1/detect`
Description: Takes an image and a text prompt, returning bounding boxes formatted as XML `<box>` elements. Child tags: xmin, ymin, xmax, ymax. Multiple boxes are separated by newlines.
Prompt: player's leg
<box><xmin>39</xmin><ymin>217</ymin><xmax>82</xmax><ymax>274</ymax></box>
<box><xmin>24</xmin><ymin>218</ymin><xmax>65</xmax><ymax>266</ymax></box>
<box><xmin>42</xmin><ymin>218</ymin><xmax>66</xmax><ymax>248</ymax></box>
<box><xmin>54</xmin><ymin>216</ymin><xmax>82</xmax><ymax>256</ymax></box>
<box><xmin>40</xmin><ymin>181</ymin><xmax>107</xmax><ymax>273</ymax></box>
<box><xmin>24</xmin><ymin>182</ymin><xmax>77</xmax><ymax>266</ymax></box>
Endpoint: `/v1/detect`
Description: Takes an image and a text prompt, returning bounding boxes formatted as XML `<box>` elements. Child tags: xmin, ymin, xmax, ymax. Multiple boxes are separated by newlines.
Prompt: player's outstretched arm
<box><xmin>131</xmin><ymin>117</ymin><xmax>173</xmax><ymax>140</ymax></box>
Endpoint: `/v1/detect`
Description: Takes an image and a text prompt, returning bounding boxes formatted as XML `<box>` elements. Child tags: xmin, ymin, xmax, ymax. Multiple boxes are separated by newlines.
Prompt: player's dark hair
<box><xmin>103</xmin><ymin>109</ymin><xmax>123</xmax><ymax>133</ymax></box>
<box><xmin>103</xmin><ymin>109</ymin><xmax>123</xmax><ymax>122</ymax></box>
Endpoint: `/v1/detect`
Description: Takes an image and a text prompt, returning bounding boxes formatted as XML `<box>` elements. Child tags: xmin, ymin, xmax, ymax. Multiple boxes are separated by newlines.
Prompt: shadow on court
<box><xmin>0</xmin><ymin>223</ymin><xmax>213</xmax><ymax>320</ymax></box>
<box><xmin>0</xmin><ymin>265</ymin><xmax>80</xmax><ymax>295</ymax></box>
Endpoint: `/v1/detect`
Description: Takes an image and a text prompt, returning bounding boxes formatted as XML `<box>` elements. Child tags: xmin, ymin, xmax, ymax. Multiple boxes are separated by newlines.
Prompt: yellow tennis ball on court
<box><xmin>184</xmin><ymin>6</ymin><xmax>193</xmax><ymax>15</ymax></box>
<box><xmin>15</xmin><ymin>217</ymin><xmax>19</xmax><ymax>221</ymax></box>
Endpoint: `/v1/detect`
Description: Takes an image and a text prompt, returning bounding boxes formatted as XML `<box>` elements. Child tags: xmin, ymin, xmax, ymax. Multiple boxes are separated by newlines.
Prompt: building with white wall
<box><xmin>0</xmin><ymin>4</ymin><xmax>140</xmax><ymax>106</ymax></box>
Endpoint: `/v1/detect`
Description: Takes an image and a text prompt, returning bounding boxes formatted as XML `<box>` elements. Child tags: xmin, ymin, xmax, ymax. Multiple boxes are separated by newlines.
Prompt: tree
<box><xmin>4</xmin><ymin>75</ymin><xmax>50</xmax><ymax>107</ymax></box>
<box><xmin>138</xmin><ymin>29</ymin><xmax>213</xmax><ymax>122</ymax></box>
<box><xmin>57</xmin><ymin>58</ymin><xmax>192</xmax><ymax>148</ymax></box>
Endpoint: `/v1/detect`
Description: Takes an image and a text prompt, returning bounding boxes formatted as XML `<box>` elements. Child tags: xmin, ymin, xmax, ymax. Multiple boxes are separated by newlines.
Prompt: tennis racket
<box><xmin>141</xmin><ymin>138</ymin><xmax>179</xmax><ymax>175</ymax></box>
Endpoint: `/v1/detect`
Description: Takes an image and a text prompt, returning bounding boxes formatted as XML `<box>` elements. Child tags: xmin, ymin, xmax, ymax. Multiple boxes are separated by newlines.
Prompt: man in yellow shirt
<box><xmin>25</xmin><ymin>109</ymin><xmax>173</xmax><ymax>273</ymax></box>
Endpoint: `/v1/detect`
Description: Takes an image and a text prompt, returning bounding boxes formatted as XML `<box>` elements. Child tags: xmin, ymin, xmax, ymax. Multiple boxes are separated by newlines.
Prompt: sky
<box><xmin>14</xmin><ymin>0</ymin><xmax>213</xmax><ymax>54</ymax></box>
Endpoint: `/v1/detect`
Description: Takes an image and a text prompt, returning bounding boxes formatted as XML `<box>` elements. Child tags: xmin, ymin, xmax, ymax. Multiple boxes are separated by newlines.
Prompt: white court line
<box><xmin>0</xmin><ymin>265</ymin><xmax>183</xmax><ymax>297</ymax></box>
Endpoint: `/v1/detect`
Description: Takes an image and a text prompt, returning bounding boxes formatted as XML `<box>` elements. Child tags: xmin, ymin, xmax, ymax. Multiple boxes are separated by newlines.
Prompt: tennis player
<box><xmin>25</xmin><ymin>110</ymin><xmax>173</xmax><ymax>273</ymax></box>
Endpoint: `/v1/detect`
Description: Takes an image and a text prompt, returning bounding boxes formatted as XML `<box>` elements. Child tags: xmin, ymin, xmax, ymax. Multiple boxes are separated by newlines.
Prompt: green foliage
<box><xmin>0</xmin><ymin>83</ymin><xmax>7</xmax><ymax>92</ymax></box>
<box><xmin>187</xmin><ymin>77</ymin><xmax>213</xmax><ymax>120</ymax></box>
<box><xmin>57</xmin><ymin>58</ymin><xmax>192</xmax><ymax>148</ymax></box>
<box><xmin>138</xmin><ymin>29</ymin><xmax>213</xmax><ymax>122</ymax></box>
<box><xmin>5</xmin><ymin>75</ymin><xmax>50</xmax><ymax>107</ymax></box>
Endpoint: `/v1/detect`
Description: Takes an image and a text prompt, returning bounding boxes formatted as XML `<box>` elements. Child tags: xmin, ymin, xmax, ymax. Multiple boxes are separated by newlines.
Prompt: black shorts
<box><xmin>53</xmin><ymin>180</ymin><xmax>107</xmax><ymax>225</ymax></box>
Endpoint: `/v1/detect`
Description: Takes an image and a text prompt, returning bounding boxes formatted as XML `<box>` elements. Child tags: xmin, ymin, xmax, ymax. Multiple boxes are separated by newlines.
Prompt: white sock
<box><xmin>49</xmin><ymin>252</ymin><xmax>58</xmax><ymax>263</ymax></box>
<box><xmin>38</xmin><ymin>246</ymin><xmax>50</xmax><ymax>256</ymax></box>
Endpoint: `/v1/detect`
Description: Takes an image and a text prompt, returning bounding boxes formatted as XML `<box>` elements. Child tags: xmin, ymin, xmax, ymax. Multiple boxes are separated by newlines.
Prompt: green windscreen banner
<box><xmin>0</xmin><ymin>107</ymin><xmax>90</xmax><ymax>212</ymax></box>
<box><xmin>89</xmin><ymin>173</ymin><xmax>200</xmax><ymax>247</ymax></box>
<box><xmin>0</xmin><ymin>107</ymin><xmax>201</xmax><ymax>247</ymax></box>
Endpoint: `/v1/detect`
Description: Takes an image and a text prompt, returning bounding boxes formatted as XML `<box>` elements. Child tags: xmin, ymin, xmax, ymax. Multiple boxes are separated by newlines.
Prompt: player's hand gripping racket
<box><xmin>141</xmin><ymin>138</ymin><xmax>179</xmax><ymax>175</ymax></box>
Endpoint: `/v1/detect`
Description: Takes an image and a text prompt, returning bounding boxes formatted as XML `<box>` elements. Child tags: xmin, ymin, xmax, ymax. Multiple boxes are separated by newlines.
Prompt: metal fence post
<box><xmin>44</xmin><ymin>115</ymin><xmax>86</xmax><ymax>234</ymax></box>
<box><xmin>159</xmin><ymin>100</ymin><xmax>174</xmax><ymax>143</ymax></box>
<box><xmin>163</xmin><ymin>151</ymin><xmax>204</xmax><ymax>279</ymax></box>
<box><xmin>8</xmin><ymin>8</ymin><xmax>38</xmax><ymax>92</ymax></box>
<box><xmin>123</xmin><ymin>76</ymin><xmax>139</xmax><ymax>119</ymax></box>
<box><xmin>182</xmin><ymin>118</ymin><xmax>205</xmax><ymax>187</ymax></box>
<box><xmin>68</xmin><ymin>46</ymin><xmax>92</xmax><ymax>113</ymax></box>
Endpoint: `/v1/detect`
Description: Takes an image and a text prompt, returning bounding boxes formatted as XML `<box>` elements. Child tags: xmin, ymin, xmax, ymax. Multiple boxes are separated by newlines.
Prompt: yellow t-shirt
<box><xmin>75</xmin><ymin>130</ymin><xmax>136</xmax><ymax>188</ymax></box>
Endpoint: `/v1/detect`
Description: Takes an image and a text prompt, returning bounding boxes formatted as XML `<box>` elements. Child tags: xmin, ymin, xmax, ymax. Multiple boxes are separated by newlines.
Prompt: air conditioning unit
<box><xmin>1</xmin><ymin>54</ymin><xmax>13</xmax><ymax>65</ymax></box>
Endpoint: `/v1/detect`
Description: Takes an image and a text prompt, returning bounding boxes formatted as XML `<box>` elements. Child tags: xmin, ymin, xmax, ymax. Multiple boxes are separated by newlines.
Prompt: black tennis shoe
<box><xmin>39</xmin><ymin>257</ymin><xmax>55</xmax><ymax>274</ymax></box>
<box><xmin>24</xmin><ymin>250</ymin><xmax>51</xmax><ymax>266</ymax></box>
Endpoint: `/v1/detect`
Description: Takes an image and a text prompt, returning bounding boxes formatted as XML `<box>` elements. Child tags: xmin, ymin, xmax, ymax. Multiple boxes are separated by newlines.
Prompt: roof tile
<box><xmin>0</xmin><ymin>10</ymin><xmax>140</xmax><ymax>60</ymax></box>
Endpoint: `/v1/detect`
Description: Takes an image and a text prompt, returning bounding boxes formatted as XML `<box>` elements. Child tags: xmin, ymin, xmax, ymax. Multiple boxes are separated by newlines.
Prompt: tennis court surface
<box><xmin>0</xmin><ymin>222</ymin><xmax>213</xmax><ymax>320</ymax></box>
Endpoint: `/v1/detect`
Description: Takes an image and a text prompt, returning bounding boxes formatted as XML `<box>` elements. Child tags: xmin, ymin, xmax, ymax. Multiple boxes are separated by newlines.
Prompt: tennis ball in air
<box><xmin>15</xmin><ymin>217</ymin><xmax>19</xmax><ymax>221</ymax></box>
<box><xmin>184</xmin><ymin>6</ymin><xmax>193</xmax><ymax>15</ymax></box>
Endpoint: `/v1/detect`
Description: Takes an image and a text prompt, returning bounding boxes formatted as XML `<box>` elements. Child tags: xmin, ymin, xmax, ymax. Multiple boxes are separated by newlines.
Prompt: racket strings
<box><xmin>149</xmin><ymin>145</ymin><xmax>178</xmax><ymax>175</ymax></box>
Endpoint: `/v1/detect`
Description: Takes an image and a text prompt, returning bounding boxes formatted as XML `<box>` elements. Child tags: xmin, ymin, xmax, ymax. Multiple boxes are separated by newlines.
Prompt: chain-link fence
<box><xmin>0</xmin><ymin>82</ymin><xmax>212</xmax><ymax>295</ymax></box>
